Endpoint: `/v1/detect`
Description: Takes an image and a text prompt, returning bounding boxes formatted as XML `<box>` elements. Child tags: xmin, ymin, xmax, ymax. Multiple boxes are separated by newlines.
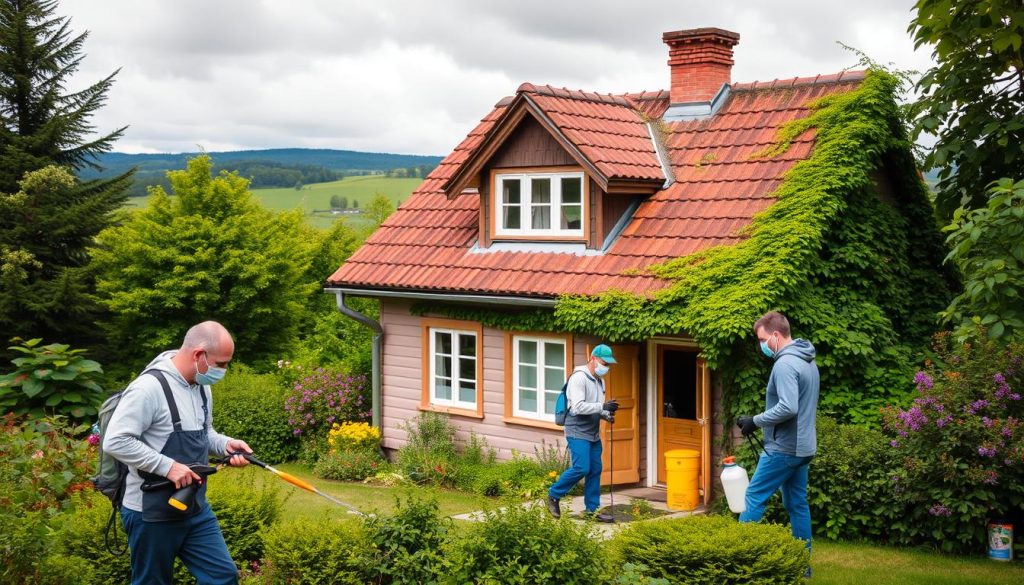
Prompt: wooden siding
<box><xmin>601</xmin><ymin>194</ymin><xmax>638</xmax><ymax>246</ymax></box>
<box><xmin>487</xmin><ymin>115</ymin><xmax>577</xmax><ymax>168</ymax></box>
<box><xmin>380</xmin><ymin>299</ymin><xmax>601</xmax><ymax>460</ymax></box>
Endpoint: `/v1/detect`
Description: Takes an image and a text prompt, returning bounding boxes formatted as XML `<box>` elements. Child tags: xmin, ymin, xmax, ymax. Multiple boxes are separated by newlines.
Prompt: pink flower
<box><xmin>87</xmin><ymin>433</ymin><xmax>100</xmax><ymax>446</ymax></box>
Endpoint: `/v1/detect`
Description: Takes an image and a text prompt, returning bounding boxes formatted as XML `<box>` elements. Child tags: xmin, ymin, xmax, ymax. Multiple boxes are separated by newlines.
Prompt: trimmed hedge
<box><xmin>213</xmin><ymin>365</ymin><xmax>299</xmax><ymax>464</ymax></box>
<box><xmin>257</xmin><ymin>518</ymin><xmax>371</xmax><ymax>584</ymax></box>
<box><xmin>609</xmin><ymin>516</ymin><xmax>810</xmax><ymax>584</ymax></box>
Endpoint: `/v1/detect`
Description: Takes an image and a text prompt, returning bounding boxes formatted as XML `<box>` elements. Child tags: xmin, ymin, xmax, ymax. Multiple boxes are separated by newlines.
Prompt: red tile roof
<box><xmin>328</xmin><ymin>71</ymin><xmax>867</xmax><ymax>299</ymax></box>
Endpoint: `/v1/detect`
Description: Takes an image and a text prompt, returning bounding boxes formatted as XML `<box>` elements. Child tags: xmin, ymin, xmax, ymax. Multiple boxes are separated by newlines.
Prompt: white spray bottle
<box><xmin>720</xmin><ymin>456</ymin><xmax>749</xmax><ymax>514</ymax></box>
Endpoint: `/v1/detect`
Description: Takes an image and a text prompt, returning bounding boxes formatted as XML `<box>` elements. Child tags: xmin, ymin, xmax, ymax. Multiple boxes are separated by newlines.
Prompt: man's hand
<box><xmin>225</xmin><ymin>439</ymin><xmax>252</xmax><ymax>467</ymax></box>
<box><xmin>737</xmin><ymin>416</ymin><xmax>758</xmax><ymax>437</ymax></box>
<box><xmin>600</xmin><ymin>411</ymin><xmax>615</xmax><ymax>424</ymax></box>
<box><xmin>602</xmin><ymin>399</ymin><xmax>620</xmax><ymax>412</ymax></box>
<box><xmin>167</xmin><ymin>462</ymin><xmax>202</xmax><ymax>489</ymax></box>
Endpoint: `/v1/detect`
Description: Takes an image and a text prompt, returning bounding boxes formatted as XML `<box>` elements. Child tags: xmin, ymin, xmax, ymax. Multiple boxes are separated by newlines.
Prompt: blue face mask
<box><xmin>195</xmin><ymin>353</ymin><xmax>227</xmax><ymax>385</ymax></box>
<box><xmin>759</xmin><ymin>340</ymin><xmax>774</xmax><ymax>358</ymax></box>
<box><xmin>595</xmin><ymin>364</ymin><xmax>610</xmax><ymax>377</ymax></box>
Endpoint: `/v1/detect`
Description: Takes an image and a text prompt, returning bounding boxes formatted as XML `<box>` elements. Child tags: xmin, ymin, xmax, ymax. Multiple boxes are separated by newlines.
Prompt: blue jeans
<box><xmin>121</xmin><ymin>505</ymin><xmax>238</xmax><ymax>585</ymax></box>
<box><xmin>548</xmin><ymin>437</ymin><xmax>603</xmax><ymax>512</ymax></box>
<box><xmin>739</xmin><ymin>450</ymin><xmax>813</xmax><ymax>552</ymax></box>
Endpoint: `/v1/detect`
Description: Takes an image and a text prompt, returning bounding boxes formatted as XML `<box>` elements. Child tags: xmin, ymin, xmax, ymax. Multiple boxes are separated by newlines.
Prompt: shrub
<box><xmin>259</xmin><ymin>518</ymin><xmax>371</xmax><ymax>584</ymax></box>
<box><xmin>443</xmin><ymin>504</ymin><xmax>606</xmax><ymax>585</ymax></box>
<box><xmin>0</xmin><ymin>338</ymin><xmax>105</xmax><ymax>421</ymax></box>
<box><xmin>313</xmin><ymin>448</ymin><xmax>389</xmax><ymax>481</ymax></box>
<box><xmin>396</xmin><ymin>412</ymin><xmax>459</xmax><ymax>485</ymax></box>
<box><xmin>457</xmin><ymin>455</ymin><xmax>551</xmax><ymax>498</ymax></box>
<box><xmin>0</xmin><ymin>415</ymin><xmax>94</xmax><ymax>584</ymax></box>
<box><xmin>213</xmin><ymin>364</ymin><xmax>298</xmax><ymax>464</ymax></box>
<box><xmin>758</xmin><ymin>416</ymin><xmax>900</xmax><ymax>541</ymax></box>
<box><xmin>608</xmin><ymin>515</ymin><xmax>810</xmax><ymax>584</ymax></box>
<box><xmin>362</xmin><ymin>496</ymin><xmax>449</xmax><ymax>584</ymax></box>
<box><xmin>882</xmin><ymin>333</ymin><xmax>1024</xmax><ymax>553</ymax></box>
<box><xmin>52</xmin><ymin>470</ymin><xmax>283</xmax><ymax>585</ymax></box>
<box><xmin>327</xmin><ymin>420</ymin><xmax>380</xmax><ymax>452</ymax></box>
<box><xmin>283</xmin><ymin>367</ymin><xmax>370</xmax><ymax>445</ymax></box>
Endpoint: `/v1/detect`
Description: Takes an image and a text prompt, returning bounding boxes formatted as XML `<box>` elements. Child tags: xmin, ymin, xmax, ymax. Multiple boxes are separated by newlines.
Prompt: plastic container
<box><xmin>720</xmin><ymin>456</ymin><xmax>749</xmax><ymax>514</ymax></box>
<box><xmin>988</xmin><ymin>520</ymin><xmax>1014</xmax><ymax>561</ymax></box>
<box><xmin>665</xmin><ymin>449</ymin><xmax>700</xmax><ymax>511</ymax></box>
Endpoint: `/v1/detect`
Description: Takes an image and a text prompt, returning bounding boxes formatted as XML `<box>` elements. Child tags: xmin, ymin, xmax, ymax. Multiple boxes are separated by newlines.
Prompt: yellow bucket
<box><xmin>665</xmin><ymin>449</ymin><xmax>700</xmax><ymax>511</ymax></box>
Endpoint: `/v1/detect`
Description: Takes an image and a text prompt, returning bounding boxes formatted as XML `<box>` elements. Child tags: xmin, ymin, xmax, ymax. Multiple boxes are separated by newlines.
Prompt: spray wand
<box><xmin>230</xmin><ymin>452</ymin><xmax>364</xmax><ymax>516</ymax></box>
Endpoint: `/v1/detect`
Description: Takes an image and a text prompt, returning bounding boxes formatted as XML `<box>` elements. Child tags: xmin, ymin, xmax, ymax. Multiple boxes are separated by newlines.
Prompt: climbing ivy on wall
<box><xmin>414</xmin><ymin>69</ymin><xmax>957</xmax><ymax>427</ymax></box>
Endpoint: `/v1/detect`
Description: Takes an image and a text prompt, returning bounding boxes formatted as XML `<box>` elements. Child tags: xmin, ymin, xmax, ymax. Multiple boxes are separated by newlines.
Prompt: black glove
<box><xmin>600</xmin><ymin>411</ymin><xmax>615</xmax><ymax>424</ymax></box>
<box><xmin>602</xmin><ymin>399</ymin><xmax>620</xmax><ymax>412</ymax></box>
<box><xmin>737</xmin><ymin>416</ymin><xmax>758</xmax><ymax>437</ymax></box>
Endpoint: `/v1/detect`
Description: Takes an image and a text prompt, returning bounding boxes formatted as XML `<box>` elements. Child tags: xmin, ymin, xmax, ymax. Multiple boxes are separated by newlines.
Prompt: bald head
<box><xmin>182</xmin><ymin>321</ymin><xmax>233</xmax><ymax>352</ymax></box>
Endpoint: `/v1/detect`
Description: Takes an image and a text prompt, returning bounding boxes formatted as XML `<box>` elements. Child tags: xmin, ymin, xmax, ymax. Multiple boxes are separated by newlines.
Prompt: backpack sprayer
<box><xmin>140</xmin><ymin>452</ymin><xmax>364</xmax><ymax>516</ymax></box>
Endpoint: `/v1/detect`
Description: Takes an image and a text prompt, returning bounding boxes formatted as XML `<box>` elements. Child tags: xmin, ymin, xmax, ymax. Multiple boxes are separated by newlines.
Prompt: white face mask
<box><xmin>595</xmin><ymin>364</ymin><xmax>610</xmax><ymax>377</ymax></box>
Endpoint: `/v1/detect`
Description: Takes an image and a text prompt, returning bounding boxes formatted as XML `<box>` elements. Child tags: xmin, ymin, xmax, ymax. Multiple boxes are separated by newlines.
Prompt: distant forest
<box><xmin>82</xmin><ymin>148</ymin><xmax>443</xmax><ymax>197</ymax></box>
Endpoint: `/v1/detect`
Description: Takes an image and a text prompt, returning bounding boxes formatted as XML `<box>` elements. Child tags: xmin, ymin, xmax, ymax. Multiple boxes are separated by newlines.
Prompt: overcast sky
<box><xmin>62</xmin><ymin>0</ymin><xmax>934</xmax><ymax>156</ymax></box>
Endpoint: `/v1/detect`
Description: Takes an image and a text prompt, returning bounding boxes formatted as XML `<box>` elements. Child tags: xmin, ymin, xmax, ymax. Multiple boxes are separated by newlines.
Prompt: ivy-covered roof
<box><xmin>327</xmin><ymin>71</ymin><xmax>867</xmax><ymax>298</ymax></box>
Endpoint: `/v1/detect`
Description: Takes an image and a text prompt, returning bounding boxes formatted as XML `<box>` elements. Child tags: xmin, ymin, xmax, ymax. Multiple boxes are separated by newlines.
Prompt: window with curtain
<box><xmin>430</xmin><ymin>328</ymin><xmax>478</xmax><ymax>409</ymax></box>
<box><xmin>496</xmin><ymin>171</ymin><xmax>585</xmax><ymax>237</ymax></box>
<box><xmin>512</xmin><ymin>336</ymin><xmax>567</xmax><ymax>421</ymax></box>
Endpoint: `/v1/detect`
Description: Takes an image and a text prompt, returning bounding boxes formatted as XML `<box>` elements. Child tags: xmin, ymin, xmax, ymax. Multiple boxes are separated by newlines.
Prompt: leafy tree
<box><xmin>92</xmin><ymin>155</ymin><xmax>317</xmax><ymax>370</ymax></box>
<box><xmin>0</xmin><ymin>0</ymin><xmax>131</xmax><ymax>349</ymax></box>
<box><xmin>365</xmin><ymin>192</ymin><xmax>394</xmax><ymax>225</ymax></box>
<box><xmin>940</xmin><ymin>177</ymin><xmax>1024</xmax><ymax>342</ymax></box>
<box><xmin>329</xmin><ymin>194</ymin><xmax>341</xmax><ymax>209</ymax></box>
<box><xmin>909</xmin><ymin>0</ymin><xmax>1024</xmax><ymax>219</ymax></box>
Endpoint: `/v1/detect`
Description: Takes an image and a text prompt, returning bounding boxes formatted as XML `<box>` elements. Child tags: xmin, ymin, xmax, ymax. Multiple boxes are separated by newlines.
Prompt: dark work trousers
<box><xmin>121</xmin><ymin>505</ymin><xmax>238</xmax><ymax>585</ymax></box>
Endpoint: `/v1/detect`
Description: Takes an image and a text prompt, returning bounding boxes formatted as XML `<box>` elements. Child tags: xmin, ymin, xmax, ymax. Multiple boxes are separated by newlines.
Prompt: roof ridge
<box><xmin>731</xmin><ymin>69</ymin><xmax>867</xmax><ymax>91</ymax></box>
<box><xmin>517</xmin><ymin>82</ymin><xmax>633</xmax><ymax>107</ymax></box>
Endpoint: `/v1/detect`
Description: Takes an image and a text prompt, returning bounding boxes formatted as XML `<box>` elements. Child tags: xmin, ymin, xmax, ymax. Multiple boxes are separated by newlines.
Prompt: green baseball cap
<box><xmin>591</xmin><ymin>344</ymin><xmax>616</xmax><ymax>364</ymax></box>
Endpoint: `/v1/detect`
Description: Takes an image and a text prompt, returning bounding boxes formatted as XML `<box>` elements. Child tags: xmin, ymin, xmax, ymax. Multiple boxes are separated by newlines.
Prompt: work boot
<box><xmin>546</xmin><ymin>496</ymin><xmax>561</xmax><ymax>519</ymax></box>
<box><xmin>581</xmin><ymin>510</ymin><xmax>615</xmax><ymax>523</ymax></box>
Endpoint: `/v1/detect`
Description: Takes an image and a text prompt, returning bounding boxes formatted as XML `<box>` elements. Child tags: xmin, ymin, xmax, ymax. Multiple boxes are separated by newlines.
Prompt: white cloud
<box><xmin>60</xmin><ymin>0</ymin><xmax>935</xmax><ymax>155</ymax></box>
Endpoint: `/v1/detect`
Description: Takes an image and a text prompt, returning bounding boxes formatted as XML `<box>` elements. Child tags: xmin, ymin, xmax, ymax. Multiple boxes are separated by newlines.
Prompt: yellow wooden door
<box><xmin>598</xmin><ymin>344</ymin><xmax>639</xmax><ymax>485</ymax></box>
<box><xmin>656</xmin><ymin>346</ymin><xmax>709</xmax><ymax>495</ymax></box>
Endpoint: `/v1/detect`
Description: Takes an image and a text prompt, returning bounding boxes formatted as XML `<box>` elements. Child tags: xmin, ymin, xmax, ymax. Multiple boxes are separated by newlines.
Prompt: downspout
<box><xmin>332</xmin><ymin>290</ymin><xmax>383</xmax><ymax>432</ymax></box>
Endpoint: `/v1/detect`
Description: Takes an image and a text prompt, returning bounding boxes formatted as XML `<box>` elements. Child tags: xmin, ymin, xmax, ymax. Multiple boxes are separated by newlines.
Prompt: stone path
<box><xmin>450</xmin><ymin>486</ymin><xmax>705</xmax><ymax>538</ymax></box>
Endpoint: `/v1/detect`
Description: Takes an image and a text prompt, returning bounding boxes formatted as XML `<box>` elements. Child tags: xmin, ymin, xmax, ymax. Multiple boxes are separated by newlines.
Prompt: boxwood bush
<box><xmin>257</xmin><ymin>518</ymin><xmax>371</xmax><ymax>584</ymax></box>
<box><xmin>609</xmin><ymin>515</ymin><xmax>810</xmax><ymax>585</ymax></box>
<box><xmin>444</xmin><ymin>504</ymin><xmax>606</xmax><ymax>585</ymax></box>
<box><xmin>213</xmin><ymin>364</ymin><xmax>298</xmax><ymax>464</ymax></box>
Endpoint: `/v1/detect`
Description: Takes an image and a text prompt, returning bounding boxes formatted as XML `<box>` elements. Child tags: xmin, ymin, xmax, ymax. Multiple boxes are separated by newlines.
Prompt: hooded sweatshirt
<box><xmin>563</xmin><ymin>365</ymin><xmax>609</xmax><ymax>442</ymax></box>
<box><xmin>753</xmin><ymin>339</ymin><xmax>819</xmax><ymax>457</ymax></box>
<box><xmin>102</xmin><ymin>351</ymin><xmax>234</xmax><ymax>512</ymax></box>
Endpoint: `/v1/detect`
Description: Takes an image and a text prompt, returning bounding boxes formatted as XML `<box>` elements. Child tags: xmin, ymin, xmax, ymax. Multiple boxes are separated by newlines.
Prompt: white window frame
<box><xmin>494</xmin><ymin>171</ymin><xmax>585</xmax><ymax>238</ymax></box>
<box><xmin>512</xmin><ymin>335</ymin><xmax>568</xmax><ymax>422</ymax></box>
<box><xmin>428</xmin><ymin>327</ymin><xmax>478</xmax><ymax>410</ymax></box>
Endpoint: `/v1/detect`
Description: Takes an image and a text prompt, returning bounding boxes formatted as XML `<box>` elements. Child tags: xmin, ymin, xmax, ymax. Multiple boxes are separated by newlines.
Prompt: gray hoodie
<box><xmin>753</xmin><ymin>339</ymin><xmax>819</xmax><ymax>457</ymax></box>
<box><xmin>102</xmin><ymin>351</ymin><xmax>234</xmax><ymax>511</ymax></box>
<box><xmin>563</xmin><ymin>365</ymin><xmax>609</xmax><ymax>442</ymax></box>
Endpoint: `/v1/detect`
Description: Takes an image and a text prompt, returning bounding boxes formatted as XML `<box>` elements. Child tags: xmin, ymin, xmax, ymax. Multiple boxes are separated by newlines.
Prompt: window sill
<box><xmin>419</xmin><ymin>404</ymin><xmax>484</xmax><ymax>419</ymax></box>
<box><xmin>502</xmin><ymin>416</ymin><xmax>563</xmax><ymax>431</ymax></box>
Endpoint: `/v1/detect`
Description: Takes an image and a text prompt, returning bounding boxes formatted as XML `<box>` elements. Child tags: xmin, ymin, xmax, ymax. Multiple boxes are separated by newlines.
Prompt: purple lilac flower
<box><xmin>929</xmin><ymin>504</ymin><xmax>952</xmax><ymax>517</ymax></box>
<box><xmin>1003</xmin><ymin>427</ymin><xmax>1014</xmax><ymax>437</ymax></box>
<box><xmin>1011</xmin><ymin>393</ymin><xmax>1021</xmax><ymax>401</ymax></box>
<box><xmin>982</xmin><ymin>417</ymin><xmax>995</xmax><ymax>428</ymax></box>
<box><xmin>890</xmin><ymin>440</ymin><xmax>899</xmax><ymax>448</ymax></box>
<box><xmin>978</xmin><ymin>446</ymin><xmax>997</xmax><ymax>458</ymax></box>
<box><xmin>936</xmin><ymin>416</ymin><xmax>953</xmax><ymax>428</ymax></box>
<box><xmin>994</xmin><ymin>373</ymin><xmax>1006</xmax><ymax>384</ymax></box>
<box><xmin>897</xmin><ymin>406</ymin><xmax>929</xmax><ymax>431</ymax></box>
<box><xmin>914</xmin><ymin>371</ymin><xmax>934</xmax><ymax>390</ymax></box>
<box><xmin>933</xmin><ymin>403</ymin><xmax>945</xmax><ymax>412</ymax></box>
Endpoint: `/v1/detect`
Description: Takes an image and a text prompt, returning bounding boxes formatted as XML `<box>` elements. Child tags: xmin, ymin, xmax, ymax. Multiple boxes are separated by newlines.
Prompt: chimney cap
<box><xmin>662</xmin><ymin>28</ymin><xmax>740</xmax><ymax>45</ymax></box>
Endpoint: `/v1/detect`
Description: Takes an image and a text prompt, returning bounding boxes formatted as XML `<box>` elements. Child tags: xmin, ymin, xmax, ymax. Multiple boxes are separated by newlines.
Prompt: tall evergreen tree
<box><xmin>0</xmin><ymin>0</ymin><xmax>131</xmax><ymax>350</ymax></box>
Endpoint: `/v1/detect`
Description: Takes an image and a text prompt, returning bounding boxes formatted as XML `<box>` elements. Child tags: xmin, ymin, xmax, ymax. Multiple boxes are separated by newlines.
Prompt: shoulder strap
<box><xmin>199</xmin><ymin>384</ymin><xmax>209</xmax><ymax>432</ymax></box>
<box><xmin>145</xmin><ymin>369</ymin><xmax>181</xmax><ymax>432</ymax></box>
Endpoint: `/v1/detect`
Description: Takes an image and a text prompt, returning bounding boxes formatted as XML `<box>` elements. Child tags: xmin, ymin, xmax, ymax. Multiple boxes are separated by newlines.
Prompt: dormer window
<box><xmin>493</xmin><ymin>169</ymin><xmax>586</xmax><ymax>239</ymax></box>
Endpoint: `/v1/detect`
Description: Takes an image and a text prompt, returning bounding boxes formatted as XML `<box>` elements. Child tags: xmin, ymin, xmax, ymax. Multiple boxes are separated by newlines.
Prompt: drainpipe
<box><xmin>331</xmin><ymin>290</ymin><xmax>383</xmax><ymax>432</ymax></box>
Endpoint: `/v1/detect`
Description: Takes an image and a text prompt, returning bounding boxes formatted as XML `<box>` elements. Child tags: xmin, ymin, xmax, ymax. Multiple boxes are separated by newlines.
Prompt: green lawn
<box><xmin>238</xmin><ymin>462</ymin><xmax>491</xmax><ymax>521</ymax></box>
<box><xmin>123</xmin><ymin>175</ymin><xmax>423</xmax><ymax>228</ymax></box>
<box><xmin>813</xmin><ymin>539</ymin><xmax>1023</xmax><ymax>584</ymax></box>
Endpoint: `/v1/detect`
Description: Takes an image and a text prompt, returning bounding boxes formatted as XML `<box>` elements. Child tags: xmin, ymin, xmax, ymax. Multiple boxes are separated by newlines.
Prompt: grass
<box><xmin>237</xmin><ymin>462</ymin><xmax>491</xmax><ymax>521</ymax></box>
<box><xmin>812</xmin><ymin>539</ymin><xmax>1024</xmax><ymax>584</ymax></box>
<box><xmin>123</xmin><ymin>175</ymin><xmax>423</xmax><ymax>228</ymax></box>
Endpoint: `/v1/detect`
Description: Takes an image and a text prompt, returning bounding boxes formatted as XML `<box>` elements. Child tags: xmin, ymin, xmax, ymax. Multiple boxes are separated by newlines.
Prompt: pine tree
<box><xmin>0</xmin><ymin>0</ymin><xmax>131</xmax><ymax>350</ymax></box>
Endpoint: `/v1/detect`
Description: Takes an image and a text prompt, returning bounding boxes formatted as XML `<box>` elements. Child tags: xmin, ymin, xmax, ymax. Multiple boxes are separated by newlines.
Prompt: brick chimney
<box><xmin>663</xmin><ymin>28</ymin><xmax>740</xmax><ymax>104</ymax></box>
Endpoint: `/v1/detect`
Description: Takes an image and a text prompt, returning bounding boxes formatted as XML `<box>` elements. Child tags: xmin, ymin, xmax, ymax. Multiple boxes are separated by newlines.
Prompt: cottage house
<box><xmin>325</xmin><ymin>28</ymin><xmax>949</xmax><ymax>504</ymax></box>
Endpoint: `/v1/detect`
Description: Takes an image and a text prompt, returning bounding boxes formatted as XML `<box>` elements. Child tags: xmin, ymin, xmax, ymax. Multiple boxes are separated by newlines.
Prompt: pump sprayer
<box><xmin>720</xmin><ymin>456</ymin><xmax>749</xmax><ymax>514</ymax></box>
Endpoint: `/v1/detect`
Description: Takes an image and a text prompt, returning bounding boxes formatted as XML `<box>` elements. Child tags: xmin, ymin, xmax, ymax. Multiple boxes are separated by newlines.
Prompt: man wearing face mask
<box><xmin>104</xmin><ymin>321</ymin><xmax>252</xmax><ymax>585</ymax></box>
<box><xmin>546</xmin><ymin>344</ymin><xmax>618</xmax><ymax>522</ymax></box>
<box><xmin>736</xmin><ymin>311</ymin><xmax>819</xmax><ymax>576</ymax></box>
